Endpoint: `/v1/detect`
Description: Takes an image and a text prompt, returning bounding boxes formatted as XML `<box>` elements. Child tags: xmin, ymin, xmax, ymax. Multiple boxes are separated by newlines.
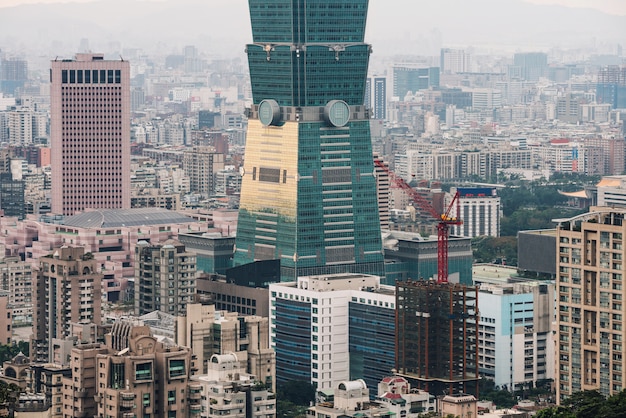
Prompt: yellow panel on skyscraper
<box><xmin>239</xmin><ymin>119</ymin><xmax>298</xmax><ymax>220</ymax></box>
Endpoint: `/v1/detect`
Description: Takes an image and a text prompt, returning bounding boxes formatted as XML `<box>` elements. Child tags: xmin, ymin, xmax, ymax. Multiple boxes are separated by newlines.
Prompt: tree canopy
<box><xmin>536</xmin><ymin>390</ymin><xmax>626</xmax><ymax>418</ymax></box>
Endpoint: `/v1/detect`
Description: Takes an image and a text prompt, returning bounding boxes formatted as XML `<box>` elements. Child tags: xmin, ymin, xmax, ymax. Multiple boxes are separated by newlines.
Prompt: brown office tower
<box><xmin>395</xmin><ymin>280</ymin><xmax>479</xmax><ymax>396</ymax></box>
<box><xmin>50</xmin><ymin>53</ymin><xmax>130</xmax><ymax>216</ymax></box>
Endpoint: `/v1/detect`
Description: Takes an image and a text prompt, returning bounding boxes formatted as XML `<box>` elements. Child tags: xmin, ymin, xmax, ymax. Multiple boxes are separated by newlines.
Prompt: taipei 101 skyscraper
<box><xmin>235</xmin><ymin>0</ymin><xmax>384</xmax><ymax>280</ymax></box>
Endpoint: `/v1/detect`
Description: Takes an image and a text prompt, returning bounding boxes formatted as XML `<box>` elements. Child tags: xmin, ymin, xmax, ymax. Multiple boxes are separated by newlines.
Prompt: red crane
<box><xmin>374</xmin><ymin>159</ymin><xmax>462</xmax><ymax>283</ymax></box>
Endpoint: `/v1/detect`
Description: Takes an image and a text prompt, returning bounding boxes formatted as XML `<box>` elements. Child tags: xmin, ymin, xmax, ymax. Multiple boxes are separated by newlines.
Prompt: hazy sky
<box><xmin>0</xmin><ymin>0</ymin><xmax>624</xmax><ymax>15</ymax></box>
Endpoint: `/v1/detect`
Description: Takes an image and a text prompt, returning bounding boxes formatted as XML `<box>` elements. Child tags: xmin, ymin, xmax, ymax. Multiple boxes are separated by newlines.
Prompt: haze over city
<box><xmin>0</xmin><ymin>0</ymin><xmax>625</xmax><ymax>66</ymax></box>
<box><xmin>0</xmin><ymin>0</ymin><xmax>624</xmax><ymax>417</ymax></box>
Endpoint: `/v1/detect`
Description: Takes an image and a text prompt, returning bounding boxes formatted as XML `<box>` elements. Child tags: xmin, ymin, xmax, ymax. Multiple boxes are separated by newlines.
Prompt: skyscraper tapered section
<box><xmin>235</xmin><ymin>0</ymin><xmax>384</xmax><ymax>280</ymax></box>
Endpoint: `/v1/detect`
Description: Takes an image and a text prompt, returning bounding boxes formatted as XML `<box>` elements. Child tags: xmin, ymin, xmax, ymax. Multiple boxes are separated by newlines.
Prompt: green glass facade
<box><xmin>235</xmin><ymin>0</ymin><xmax>384</xmax><ymax>281</ymax></box>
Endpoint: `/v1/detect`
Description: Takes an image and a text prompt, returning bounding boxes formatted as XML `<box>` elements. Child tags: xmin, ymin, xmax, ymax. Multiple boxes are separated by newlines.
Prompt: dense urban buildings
<box><xmin>50</xmin><ymin>53</ymin><xmax>130</xmax><ymax>215</ymax></box>
<box><xmin>0</xmin><ymin>0</ymin><xmax>624</xmax><ymax>413</ymax></box>
<box><xmin>235</xmin><ymin>0</ymin><xmax>384</xmax><ymax>280</ymax></box>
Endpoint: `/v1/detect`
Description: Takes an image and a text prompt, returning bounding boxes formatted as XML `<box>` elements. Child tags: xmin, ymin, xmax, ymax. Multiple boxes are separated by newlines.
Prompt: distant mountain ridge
<box><xmin>0</xmin><ymin>0</ymin><xmax>623</xmax><ymax>60</ymax></box>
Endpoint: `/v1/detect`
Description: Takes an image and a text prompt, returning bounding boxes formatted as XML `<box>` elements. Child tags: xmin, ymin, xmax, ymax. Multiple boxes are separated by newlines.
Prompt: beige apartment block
<box><xmin>134</xmin><ymin>239</ymin><xmax>197</xmax><ymax>316</ymax></box>
<box><xmin>555</xmin><ymin>207</ymin><xmax>626</xmax><ymax>401</ymax></box>
<box><xmin>31</xmin><ymin>246</ymin><xmax>102</xmax><ymax>363</ymax></box>
<box><xmin>61</xmin><ymin>343</ymin><xmax>107</xmax><ymax>418</ymax></box>
<box><xmin>95</xmin><ymin>323</ymin><xmax>194</xmax><ymax>418</ymax></box>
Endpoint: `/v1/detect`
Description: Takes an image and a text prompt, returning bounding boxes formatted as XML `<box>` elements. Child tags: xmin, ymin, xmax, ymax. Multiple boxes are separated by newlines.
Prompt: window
<box><xmin>135</xmin><ymin>362</ymin><xmax>152</xmax><ymax>381</ymax></box>
<box><xmin>169</xmin><ymin>359</ymin><xmax>185</xmax><ymax>378</ymax></box>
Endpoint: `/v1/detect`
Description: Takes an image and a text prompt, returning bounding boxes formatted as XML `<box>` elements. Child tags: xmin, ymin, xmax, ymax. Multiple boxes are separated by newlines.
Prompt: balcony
<box><xmin>75</xmin><ymin>388</ymin><xmax>88</xmax><ymax>398</ymax></box>
<box><xmin>190</xmin><ymin>404</ymin><xmax>203</xmax><ymax>414</ymax></box>
<box><xmin>188</xmin><ymin>384</ymin><xmax>202</xmax><ymax>401</ymax></box>
<box><xmin>119</xmin><ymin>392</ymin><xmax>135</xmax><ymax>409</ymax></box>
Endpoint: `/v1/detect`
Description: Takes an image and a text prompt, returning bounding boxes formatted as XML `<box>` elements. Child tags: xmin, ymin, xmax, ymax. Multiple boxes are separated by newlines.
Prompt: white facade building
<box><xmin>449</xmin><ymin>187</ymin><xmax>500</xmax><ymax>238</ymax></box>
<box><xmin>269</xmin><ymin>274</ymin><xmax>395</xmax><ymax>392</ymax></box>
<box><xmin>472</xmin><ymin>267</ymin><xmax>555</xmax><ymax>389</ymax></box>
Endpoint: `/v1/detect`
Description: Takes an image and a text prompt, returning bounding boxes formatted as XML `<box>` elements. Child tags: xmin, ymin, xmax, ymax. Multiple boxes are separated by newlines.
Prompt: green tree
<box><xmin>472</xmin><ymin>236</ymin><xmax>517</xmax><ymax>265</ymax></box>
<box><xmin>276</xmin><ymin>381</ymin><xmax>316</xmax><ymax>418</ymax></box>
<box><xmin>0</xmin><ymin>341</ymin><xmax>29</xmax><ymax>364</ymax></box>
<box><xmin>535</xmin><ymin>405</ymin><xmax>574</xmax><ymax>418</ymax></box>
<box><xmin>535</xmin><ymin>390</ymin><xmax>626</xmax><ymax>418</ymax></box>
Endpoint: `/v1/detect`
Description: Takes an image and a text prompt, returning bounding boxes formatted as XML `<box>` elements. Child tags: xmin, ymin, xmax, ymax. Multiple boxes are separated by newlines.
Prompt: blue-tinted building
<box><xmin>235</xmin><ymin>0</ymin><xmax>384</xmax><ymax>281</ymax></box>
<box><xmin>177</xmin><ymin>232</ymin><xmax>234</xmax><ymax>275</ymax></box>
<box><xmin>383</xmin><ymin>231</ymin><xmax>473</xmax><ymax>285</ymax></box>
<box><xmin>596</xmin><ymin>65</ymin><xmax>626</xmax><ymax>109</ymax></box>
<box><xmin>392</xmin><ymin>65</ymin><xmax>440</xmax><ymax>99</ymax></box>
<box><xmin>348</xmin><ymin>297</ymin><xmax>395</xmax><ymax>391</ymax></box>
<box><xmin>270</xmin><ymin>274</ymin><xmax>395</xmax><ymax>391</ymax></box>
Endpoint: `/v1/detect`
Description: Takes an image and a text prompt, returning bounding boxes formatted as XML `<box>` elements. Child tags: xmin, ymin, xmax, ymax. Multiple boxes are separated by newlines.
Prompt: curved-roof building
<box><xmin>64</xmin><ymin>208</ymin><xmax>196</xmax><ymax>228</ymax></box>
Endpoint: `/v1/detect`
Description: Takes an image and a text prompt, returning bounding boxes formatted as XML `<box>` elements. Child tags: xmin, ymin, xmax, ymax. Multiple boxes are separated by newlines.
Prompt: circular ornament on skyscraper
<box><xmin>258</xmin><ymin>99</ymin><xmax>281</xmax><ymax>126</ymax></box>
<box><xmin>324</xmin><ymin>100</ymin><xmax>350</xmax><ymax>127</ymax></box>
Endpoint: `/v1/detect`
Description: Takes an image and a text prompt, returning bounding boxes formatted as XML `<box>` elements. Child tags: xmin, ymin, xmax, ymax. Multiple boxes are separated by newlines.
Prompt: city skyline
<box><xmin>0</xmin><ymin>0</ymin><xmax>624</xmax><ymax>16</ymax></box>
<box><xmin>0</xmin><ymin>0</ymin><xmax>624</xmax><ymax>63</ymax></box>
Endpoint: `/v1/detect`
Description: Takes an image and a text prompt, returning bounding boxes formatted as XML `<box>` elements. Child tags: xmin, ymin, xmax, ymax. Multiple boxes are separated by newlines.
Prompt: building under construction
<box><xmin>395</xmin><ymin>280</ymin><xmax>479</xmax><ymax>397</ymax></box>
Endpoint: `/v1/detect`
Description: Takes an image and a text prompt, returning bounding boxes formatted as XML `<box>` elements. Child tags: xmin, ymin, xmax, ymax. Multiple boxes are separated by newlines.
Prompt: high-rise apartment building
<box><xmin>32</xmin><ymin>246</ymin><xmax>102</xmax><ymax>363</ymax></box>
<box><xmin>475</xmin><ymin>279</ymin><xmax>555</xmax><ymax>389</ymax></box>
<box><xmin>374</xmin><ymin>157</ymin><xmax>390</xmax><ymax>230</ymax></box>
<box><xmin>584</xmin><ymin>138</ymin><xmax>626</xmax><ymax>175</ymax></box>
<box><xmin>373</xmin><ymin>77</ymin><xmax>387</xmax><ymax>120</ymax></box>
<box><xmin>0</xmin><ymin>255</ymin><xmax>33</xmax><ymax>327</ymax></box>
<box><xmin>235</xmin><ymin>0</ymin><xmax>384</xmax><ymax>280</ymax></box>
<box><xmin>134</xmin><ymin>239</ymin><xmax>197</xmax><ymax>316</ymax></box>
<box><xmin>555</xmin><ymin>207</ymin><xmax>626</xmax><ymax>401</ymax></box>
<box><xmin>0</xmin><ymin>57</ymin><xmax>28</xmax><ymax>96</ymax></box>
<box><xmin>596</xmin><ymin>65</ymin><xmax>626</xmax><ymax>109</ymax></box>
<box><xmin>50</xmin><ymin>53</ymin><xmax>130</xmax><ymax>215</ymax></box>
<box><xmin>176</xmin><ymin>303</ymin><xmax>275</xmax><ymax>388</ymax></box>
<box><xmin>183</xmin><ymin>146</ymin><xmax>225</xmax><ymax>197</ymax></box>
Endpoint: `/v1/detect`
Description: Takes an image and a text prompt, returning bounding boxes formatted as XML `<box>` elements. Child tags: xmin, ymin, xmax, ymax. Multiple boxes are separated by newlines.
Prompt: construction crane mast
<box><xmin>374</xmin><ymin>159</ymin><xmax>462</xmax><ymax>283</ymax></box>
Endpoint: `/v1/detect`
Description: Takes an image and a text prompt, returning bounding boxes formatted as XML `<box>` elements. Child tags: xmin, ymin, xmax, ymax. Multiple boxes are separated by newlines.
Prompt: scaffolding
<box><xmin>395</xmin><ymin>280</ymin><xmax>480</xmax><ymax>397</ymax></box>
